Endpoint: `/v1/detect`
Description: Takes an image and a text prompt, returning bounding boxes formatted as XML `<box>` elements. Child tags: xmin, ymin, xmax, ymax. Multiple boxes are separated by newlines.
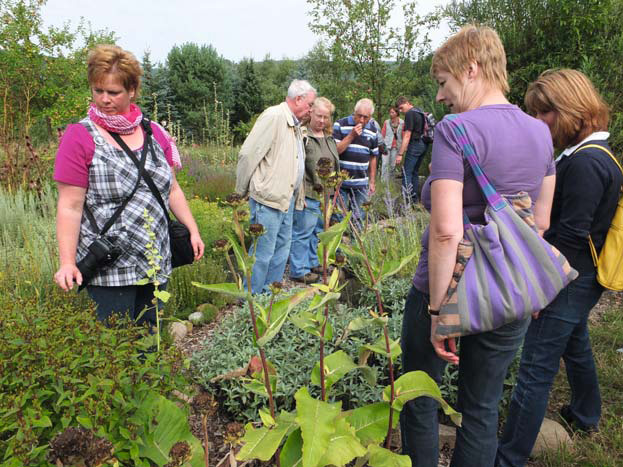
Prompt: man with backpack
<box><xmin>396</xmin><ymin>96</ymin><xmax>433</xmax><ymax>203</ymax></box>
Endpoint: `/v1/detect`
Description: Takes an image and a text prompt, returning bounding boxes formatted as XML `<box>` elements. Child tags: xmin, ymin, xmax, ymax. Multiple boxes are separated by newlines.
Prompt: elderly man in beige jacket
<box><xmin>236</xmin><ymin>79</ymin><xmax>316</xmax><ymax>293</ymax></box>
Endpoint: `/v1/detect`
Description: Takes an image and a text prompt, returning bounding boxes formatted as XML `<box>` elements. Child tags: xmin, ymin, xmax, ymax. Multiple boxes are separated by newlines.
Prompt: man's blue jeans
<box><xmin>400</xmin><ymin>286</ymin><xmax>529</xmax><ymax>467</ymax></box>
<box><xmin>249</xmin><ymin>197</ymin><xmax>295</xmax><ymax>294</ymax></box>
<box><xmin>497</xmin><ymin>272</ymin><xmax>603</xmax><ymax>467</ymax></box>
<box><xmin>402</xmin><ymin>140</ymin><xmax>427</xmax><ymax>203</ymax></box>
<box><xmin>289</xmin><ymin>198</ymin><xmax>323</xmax><ymax>278</ymax></box>
<box><xmin>338</xmin><ymin>186</ymin><xmax>368</xmax><ymax>225</ymax></box>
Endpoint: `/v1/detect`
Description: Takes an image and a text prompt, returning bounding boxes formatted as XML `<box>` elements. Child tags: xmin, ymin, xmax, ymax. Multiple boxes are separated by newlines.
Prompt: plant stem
<box><xmin>202</xmin><ymin>414</ymin><xmax>209</xmax><ymax>467</ymax></box>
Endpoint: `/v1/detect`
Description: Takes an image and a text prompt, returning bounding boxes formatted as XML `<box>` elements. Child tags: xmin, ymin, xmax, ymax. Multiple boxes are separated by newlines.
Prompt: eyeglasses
<box><xmin>354</xmin><ymin>112</ymin><xmax>371</xmax><ymax>120</ymax></box>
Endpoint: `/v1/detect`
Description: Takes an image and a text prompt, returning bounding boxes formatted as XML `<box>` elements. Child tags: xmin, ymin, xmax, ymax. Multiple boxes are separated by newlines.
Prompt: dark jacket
<box><xmin>545</xmin><ymin>140</ymin><xmax>623</xmax><ymax>274</ymax></box>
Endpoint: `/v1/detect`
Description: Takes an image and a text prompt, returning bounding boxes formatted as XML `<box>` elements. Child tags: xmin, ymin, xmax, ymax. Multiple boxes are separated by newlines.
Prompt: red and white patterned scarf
<box><xmin>88</xmin><ymin>102</ymin><xmax>143</xmax><ymax>135</ymax></box>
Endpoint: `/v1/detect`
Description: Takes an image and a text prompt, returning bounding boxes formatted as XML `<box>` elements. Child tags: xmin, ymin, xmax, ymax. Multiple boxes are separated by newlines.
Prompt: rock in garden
<box><xmin>188</xmin><ymin>311</ymin><xmax>206</xmax><ymax>326</ymax></box>
<box><xmin>531</xmin><ymin>417</ymin><xmax>572</xmax><ymax>456</ymax></box>
<box><xmin>439</xmin><ymin>424</ymin><xmax>456</xmax><ymax>449</ymax></box>
<box><xmin>169</xmin><ymin>322</ymin><xmax>189</xmax><ymax>342</ymax></box>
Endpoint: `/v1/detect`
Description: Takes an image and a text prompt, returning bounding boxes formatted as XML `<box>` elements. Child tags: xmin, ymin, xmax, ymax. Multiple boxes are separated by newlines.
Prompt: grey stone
<box><xmin>188</xmin><ymin>311</ymin><xmax>205</xmax><ymax>326</ymax></box>
<box><xmin>169</xmin><ymin>321</ymin><xmax>188</xmax><ymax>342</ymax></box>
<box><xmin>439</xmin><ymin>423</ymin><xmax>456</xmax><ymax>449</ymax></box>
<box><xmin>531</xmin><ymin>417</ymin><xmax>572</xmax><ymax>456</ymax></box>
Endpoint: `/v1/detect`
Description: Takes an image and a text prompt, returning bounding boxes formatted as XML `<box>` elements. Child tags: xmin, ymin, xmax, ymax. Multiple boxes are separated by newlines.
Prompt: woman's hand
<box><xmin>191</xmin><ymin>232</ymin><xmax>204</xmax><ymax>261</ymax></box>
<box><xmin>54</xmin><ymin>263</ymin><xmax>83</xmax><ymax>291</ymax></box>
<box><xmin>430</xmin><ymin>316</ymin><xmax>459</xmax><ymax>364</ymax></box>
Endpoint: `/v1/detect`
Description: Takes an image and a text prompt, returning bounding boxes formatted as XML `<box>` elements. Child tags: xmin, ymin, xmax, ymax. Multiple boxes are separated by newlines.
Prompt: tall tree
<box><xmin>232</xmin><ymin>58</ymin><xmax>263</xmax><ymax>124</ymax></box>
<box><xmin>166</xmin><ymin>43</ymin><xmax>232</xmax><ymax>139</ymax></box>
<box><xmin>306</xmin><ymin>0</ymin><xmax>433</xmax><ymax>120</ymax></box>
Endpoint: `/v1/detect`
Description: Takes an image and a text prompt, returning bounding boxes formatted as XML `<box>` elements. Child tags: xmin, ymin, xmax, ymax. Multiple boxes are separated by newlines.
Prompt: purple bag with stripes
<box><xmin>435</xmin><ymin>116</ymin><xmax>578</xmax><ymax>339</ymax></box>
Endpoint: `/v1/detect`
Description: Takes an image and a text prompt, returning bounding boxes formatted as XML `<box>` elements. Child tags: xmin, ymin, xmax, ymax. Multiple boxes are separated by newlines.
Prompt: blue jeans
<box><xmin>289</xmin><ymin>198</ymin><xmax>323</xmax><ymax>278</ymax></box>
<box><xmin>338</xmin><ymin>186</ymin><xmax>368</xmax><ymax>224</ymax></box>
<box><xmin>402</xmin><ymin>140</ymin><xmax>427</xmax><ymax>203</ymax></box>
<box><xmin>400</xmin><ymin>286</ymin><xmax>529</xmax><ymax>467</ymax></box>
<box><xmin>87</xmin><ymin>282</ymin><xmax>166</xmax><ymax>329</ymax></box>
<box><xmin>497</xmin><ymin>272</ymin><xmax>603</xmax><ymax>467</ymax></box>
<box><xmin>249</xmin><ymin>197</ymin><xmax>295</xmax><ymax>294</ymax></box>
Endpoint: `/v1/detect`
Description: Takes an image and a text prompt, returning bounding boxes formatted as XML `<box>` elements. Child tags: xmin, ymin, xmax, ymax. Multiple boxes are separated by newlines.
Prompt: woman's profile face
<box><xmin>435</xmin><ymin>70</ymin><xmax>468</xmax><ymax>113</ymax></box>
<box><xmin>389</xmin><ymin>107</ymin><xmax>398</xmax><ymax>119</ymax></box>
<box><xmin>91</xmin><ymin>73</ymin><xmax>134</xmax><ymax>115</ymax></box>
<box><xmin>310</xmin><ymin>104</ymin><xmax>330</xmax><ymax>133</ymax></box>
<box><xmin>535</xmin><ymin>110</ymin><xmax>557</xmax><ymax>133</ymax></box>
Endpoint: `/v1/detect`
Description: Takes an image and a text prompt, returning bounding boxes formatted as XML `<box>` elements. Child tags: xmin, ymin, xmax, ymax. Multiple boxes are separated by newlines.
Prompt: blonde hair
<box><xmin>525</xmin><ymin>69</ymin><xmax>609</xmax><ymax>149</ymax></box>
<box><xmin>87</xmin><ymin>45</ymin><xmax>142</xmax><ymax>100</ymax></box>
<box><xmin>309</xmin><ymin>97</ymin><xmax>335</xmax><ymax>135</ymax></box>
<box><xmin>431</xmin><ymin>25</ymin><xmax>509</xmax><ymax>94</ymax></box>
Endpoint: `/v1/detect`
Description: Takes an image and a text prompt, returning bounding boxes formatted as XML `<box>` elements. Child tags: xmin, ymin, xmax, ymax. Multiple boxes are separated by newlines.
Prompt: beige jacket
<box><xmin>236</xmin><ymin>102</ymin><xmax>305</xmax><ymax>212</ymax></box>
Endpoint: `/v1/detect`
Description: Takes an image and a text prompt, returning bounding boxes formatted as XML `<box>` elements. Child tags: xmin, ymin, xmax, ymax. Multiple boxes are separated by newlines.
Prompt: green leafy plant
<box><xmin>192</xmin><ymin>162</ymin><xmax>460</xmax><ymax>465</ymax></box>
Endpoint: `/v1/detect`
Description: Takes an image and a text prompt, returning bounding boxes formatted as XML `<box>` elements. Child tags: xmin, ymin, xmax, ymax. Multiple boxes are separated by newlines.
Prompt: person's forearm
<box><xmin>169</xmin><ymin>182</ymin><xmax>199</xmax><ymax>235</ymax></box>
<box><xmin>57</xmin><ymin>205</ymin><xmax>82</xmax><ymax>266</ymax></box>
<box><xmin>428</xmin><ymin>231</ymin><xmax>461</xmax><ymax>310</ymax></box>
<box><xmin>398</xmin><ymin>131</ymin><xmax>411</xmax><ymax>157</ymax></box>
<box><xmin>369</xmin><ymin>157</ymin><xmax>377</xmax><ymax>184</ymax></box>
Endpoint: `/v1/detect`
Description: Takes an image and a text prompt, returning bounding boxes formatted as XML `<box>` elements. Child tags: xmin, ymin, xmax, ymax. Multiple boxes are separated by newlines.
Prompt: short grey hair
<box><xmin>354</xmin><ymin>98</ymin><xmax>374</xmax><ymax>115</ymax></box>
<box><xmin>287</xmin><ymin>79</ymin><xmax>316</xmax><ymax>99</ymax></box>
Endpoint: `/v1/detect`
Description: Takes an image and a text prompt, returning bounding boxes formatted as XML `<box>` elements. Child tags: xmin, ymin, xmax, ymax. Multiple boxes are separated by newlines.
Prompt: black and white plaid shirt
<box><xmin>77</xmin><ymin>118</ymin><xmax>172</xmax><ymax>286</ymax></box>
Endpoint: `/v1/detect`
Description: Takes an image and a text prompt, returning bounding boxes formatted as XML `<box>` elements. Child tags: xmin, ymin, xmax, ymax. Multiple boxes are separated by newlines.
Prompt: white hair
<box><xmin>287</xmin><ymin>79</ymin><xmax>316</xmax><ymax>99</ymax></box>
<box><xmin>354</xmin><ymin>98</ymin><xmax>375</xmax><ymax>115</ymax></box>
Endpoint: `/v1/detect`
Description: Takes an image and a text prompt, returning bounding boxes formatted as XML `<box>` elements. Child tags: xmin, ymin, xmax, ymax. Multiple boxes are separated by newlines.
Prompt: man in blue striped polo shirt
<box><xmin>333</xmin><ymin>98</ymin><xmax>379</xmax><ymax>223</ymax></box>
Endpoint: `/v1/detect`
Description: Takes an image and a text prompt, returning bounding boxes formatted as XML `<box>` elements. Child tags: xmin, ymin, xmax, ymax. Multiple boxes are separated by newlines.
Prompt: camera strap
<box><xmin>111</xmin><ymin>119</ymin><xmax>174</xmax><ymax>227</ymax></box>
<box><xmin>83</xmin><ymin>124</ymin><xmax>150</xmax><ymax>236</ymax></box>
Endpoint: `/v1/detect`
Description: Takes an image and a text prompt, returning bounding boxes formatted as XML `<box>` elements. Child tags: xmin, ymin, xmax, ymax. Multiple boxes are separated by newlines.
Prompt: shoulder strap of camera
<box><xmin>111</xmin><ymin>119</ymin><xmax>173</xmax><ymax>226</ymax></box>
<box><xmin>84</xmin><ymin>126</ymin><xmax>150</xmax><ymax>236</ymax></box>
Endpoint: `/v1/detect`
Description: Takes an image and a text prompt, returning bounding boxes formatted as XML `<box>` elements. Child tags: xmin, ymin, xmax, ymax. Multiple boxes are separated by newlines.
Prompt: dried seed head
<box><xmin>166</xmin><ymin>441</ymin><xmax>192</xmax><ymax>467</ymax></box>
<box><xmin>335</xmin><ymin>253</ymin><xmax>347</xmax><ymax>266</ymax></box>
<box><xmin>269</xmin><ymin>281</ymin><xmax>284</xmax><ymax>294</ymax></box>
<box><xmin>249</xmin><ymin>223</ymin><xmax>265</xmax><ymax>236</ymax></box>
<box><xmin>316</xmin><ymin>166</ymin><xmax>332</xmax><ymax>178</ymax></box>
<box><xmin>362</xmin><ymin>201</ymin><xmax>372</xmax><ymax>212</ymax></box>
<box><xmin>225</xmin><ymin>193</ymin><xmax>245</xmax><ymax>206</ymax></box>
<box><xmin>313</xmin><ymin>183</ymin><xmax>324</xmax><ymax>194</ymax></box>
<box><xmin>191</xmin><ymin>392</ymin><xmax>218</xmax><ymax>416</ymax></box>
<box><xmin>381</xmin><ymin>248</ymin><xmax>388</xmax><ymax>255</ymax></box>
<box><xmin>214</xmin><ymin>238</ymin><xmax>230</xmax><ymax>252</ymax></box>
<box><xmin>236</xmin><ymin>209</ymin><xmax>249</xmax><ymax>220</ymax></box>
<box><xmin>384</xmin><ymin>224</ymin><xmax>397</xmax><ymax>233</ymax></box>
<box><xmin>317</xmin><ymin>157</ymin><xmax>333</xmax><ymax>169</ymax></box>
<box><xmin>47</xmin><ymin>427</ymin><xmax>114</xmax><ymax>467</ymax></box>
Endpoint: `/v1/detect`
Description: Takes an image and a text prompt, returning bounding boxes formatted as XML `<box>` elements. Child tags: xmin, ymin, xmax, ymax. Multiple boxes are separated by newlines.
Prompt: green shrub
<box><xmin>192</xmin><ymin>289</ymin><xmax>406</xmax><ymax>421</ymax></box>
<box><xmin>0</xmin><ymin>297</ymin><xmax>201</xmax><ymax>467</ymax></box>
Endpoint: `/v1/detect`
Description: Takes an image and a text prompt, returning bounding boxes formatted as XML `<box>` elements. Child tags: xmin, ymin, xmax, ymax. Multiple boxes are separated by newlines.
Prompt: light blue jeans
<box><xmin>289</xmin><ymin>198</ymin><xmax>323</xmax><ymax>278</ymax></box>
<box><xmin>249</xmin><ymin>197</ymin><xmax>295</xmax><ymax>294</ymax></box>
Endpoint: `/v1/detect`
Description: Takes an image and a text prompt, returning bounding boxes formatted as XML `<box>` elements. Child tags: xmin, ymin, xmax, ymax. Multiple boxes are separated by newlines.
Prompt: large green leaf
<box><xmin>317</xmin><ymin>213</ymin><xmax>350</xmax><ymax>264</ymax></box>
<box><xmin>237</xmin><ymin>411</ymin><xmax>298</xmax><ymax>462</ymax></box>
<box><xmin>345</xmin><ymin>401</ymin><xmax>394</xmax><ymax>446</ymax></box>
<box><xmin>191</xmin><ymin>281</ymin><xmax>246</xmax><ymax>299</ymax></box>
<box><xmin>379</xmin><ymin>251</ymin><xmax>418</xmax><ymax>282</ymax></box>
<box><xmin>305</xmin><ymin>290</ymin><xmax>341</xmax><ymax>313</ymax></box>
<box><xmin>367</xmin><ymin>445</ymin><xmax>411</xmax><ymax>467</ymax></box>
<box><xmin>227</xmin><ymin>232</ymin><xmax>250</xmax><ymax>274</ymax></box>
<box><xmin>384</xmin><ymin>371</ymin><xmax>462</xmax><ymax>426</ymax></box>
<box><xmin>138</xmin><ymin>392</ymin><xmax>204</xmax><ymax>467</ymax></box>
<box><xmin>280</xmin><ymin>428</ymin><xmax>303</xmax><ymax>467</ymax></box>
<box><xmin>257</xmin><ymin>288</ymin><xmax>317</xmax><ymax>346</ymax></box>
<box><xmin>290</xmin><ymin>310</ymin><xmax>332</xmax><ymax>340</ymax></box>
<box><xmin>294</xmin><ymin>387</ymin><xmax>341</xmax><ymax>467</ymax></box>
<box><xmin>310</xmin><ymin>350</ymin><xmax>358</xmax><ymax>392</ymax></box>
<box><xmin>317</xmin><ymin>418</ymin><xmax>366</xmax><ymax>466</ymax></box>
<box><xmin>361</xmin><ymin>336</ymin><xmax>402</xmax><ymax>362</ymax></box>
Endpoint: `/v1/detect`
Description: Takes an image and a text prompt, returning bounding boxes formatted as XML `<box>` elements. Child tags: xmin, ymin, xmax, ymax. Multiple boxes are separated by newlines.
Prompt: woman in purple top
<box><xmin>400</xmin><ymin>26</ymin><xmax>555</xmax><ymax>467</ymax></box>
<box><xmin>497</xmin><ymin>70</ymin><xmax>622</xmax><ymax>467</ymax></box>
<box><xmin>53</xmin><ymin>45</ymin><xmax>204</xmax><ymax>328</ymax></box>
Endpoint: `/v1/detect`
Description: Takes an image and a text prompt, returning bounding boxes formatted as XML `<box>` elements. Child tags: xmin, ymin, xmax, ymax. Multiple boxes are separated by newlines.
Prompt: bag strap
<box><xmin>83</xmin><ymin>129</ymin><xmax>149</xmax><ymax>236</ymax></box>
<box><xmin>574</xmin><ymin>143</ymin><xmax>623</xmax><ymax>266</ymax></box>
<box><xmin>446</xmin><ymin>115</ymin><xmax>507</xmax><ymax>212</ymax></box>
<box><xmin>110</xmin><ymin>120</ymin><xmax>173</xmax><ymax>226</ymax></box>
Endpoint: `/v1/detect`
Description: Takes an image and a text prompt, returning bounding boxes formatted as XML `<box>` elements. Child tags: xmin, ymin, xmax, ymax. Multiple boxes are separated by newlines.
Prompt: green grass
<box><xmin>529</xmin><ymin>292</ymin><xmax>623</xmax><ymax>466</ymax></box>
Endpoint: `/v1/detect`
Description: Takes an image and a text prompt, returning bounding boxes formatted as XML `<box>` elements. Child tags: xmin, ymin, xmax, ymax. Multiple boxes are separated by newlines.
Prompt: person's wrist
<box><xmin>427</xmin><ymin>305</ymin><xmax>440</xmax><ymax>316</ymax></box>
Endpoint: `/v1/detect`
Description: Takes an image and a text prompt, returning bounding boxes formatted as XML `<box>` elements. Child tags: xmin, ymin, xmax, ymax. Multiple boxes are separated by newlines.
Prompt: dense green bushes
<box><xmin>0</xmin><ymin>297</ymin><xmax>202</xmax><ymax>467</ymax></box>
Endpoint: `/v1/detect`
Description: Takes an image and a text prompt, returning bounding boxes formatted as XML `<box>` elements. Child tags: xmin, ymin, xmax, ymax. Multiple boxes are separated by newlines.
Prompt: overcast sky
<box><xmin>41</xmin><ymin>0</ymin><xmax>450</xmax><ymax>64</ymax></box>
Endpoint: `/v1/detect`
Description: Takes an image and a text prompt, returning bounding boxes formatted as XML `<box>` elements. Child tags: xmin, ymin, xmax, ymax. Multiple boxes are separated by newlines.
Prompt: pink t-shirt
<box><xmin>54</xmin><ymin>122</ymin><xmax>174</xmax><ymax>188</ymax></box>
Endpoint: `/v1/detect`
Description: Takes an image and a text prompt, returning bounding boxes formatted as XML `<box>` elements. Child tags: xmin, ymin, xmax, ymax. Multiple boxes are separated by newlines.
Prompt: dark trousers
<box><xmin>497</xmin><ymin>272</ymin><xmax>603</xmax><ymax>467</ymax></box>
<box><xmin>402</xmin><ymin>140</ymin><xmax>427</xmax><ymax>203</ymax></box>
<box><xmin>400</xmin><ymin>286</ymin><xmax>529</xmax><ymax>467</ymax></box>
<box><xmin>87</xmin><ymin>283</ymin><xmax>166</xmax><ymax>329</ymax></box>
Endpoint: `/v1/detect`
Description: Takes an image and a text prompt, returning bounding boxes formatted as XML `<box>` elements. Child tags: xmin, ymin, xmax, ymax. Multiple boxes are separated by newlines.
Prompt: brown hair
<box><xmin>431</xmin><ymin>25</ymin><xmax>509</xmax><ymax>94</ymax></box>
<box><xmin>87</xmin><ymin>45</ymin><xmax>142</xmax><ymax>100</ymax></box>
<box><xmin>525</xmin><ymin>69</ymin><xmax>609</xmax><ymax>149</ymax></box>
<box><xmin>311</xmin><ymin>96</ymin><xmax>335</xmax><ymax>135</ymax></box>
<box><xmin>395</xmin><ymin>96</ymin><xmax>410</xmax><ymax>107</ymax></box>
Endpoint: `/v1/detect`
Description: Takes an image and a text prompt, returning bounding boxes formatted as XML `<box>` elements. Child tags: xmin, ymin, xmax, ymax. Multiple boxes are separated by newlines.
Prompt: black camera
<box><xmin>77</xmin><ymin>236</ymin><xmax>123</xmax><ymax>286</ymax></box>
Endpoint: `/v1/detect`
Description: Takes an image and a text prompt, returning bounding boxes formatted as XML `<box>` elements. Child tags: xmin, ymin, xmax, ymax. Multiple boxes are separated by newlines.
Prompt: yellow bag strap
<box><xmin>575</xmin><ymin>144</ymin><xmax>623</xmax><ymax>267</ymax></box>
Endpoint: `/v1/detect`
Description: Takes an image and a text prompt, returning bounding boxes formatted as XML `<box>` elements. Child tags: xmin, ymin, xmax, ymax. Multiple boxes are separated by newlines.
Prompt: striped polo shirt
<box><xmin>333</xmin><ymin>115</ymin><xmax>379</xmax><ymax>188</ymax></box>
